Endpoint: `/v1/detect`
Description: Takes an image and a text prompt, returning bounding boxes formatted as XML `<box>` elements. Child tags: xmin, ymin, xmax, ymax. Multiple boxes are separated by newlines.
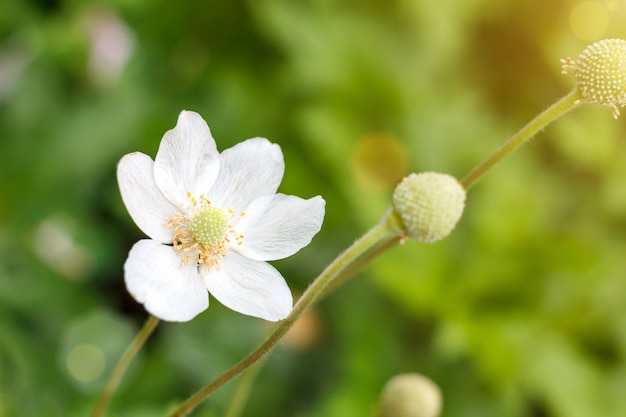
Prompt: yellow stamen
<box><xmin>164</xmin><ymin>194</ymin><xmax>245</xmax><ymax>270</ymax></box>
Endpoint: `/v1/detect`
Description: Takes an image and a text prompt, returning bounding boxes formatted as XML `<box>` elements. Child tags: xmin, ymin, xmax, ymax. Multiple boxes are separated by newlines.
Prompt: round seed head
<box><xmin>392</xmin><ymin>172</ymin><xmax>466</xmax><ymax>243</ymax></box>
<box><xmin>561</xmin><ymin>38</ymin><xmax>626</xmax><ymax>119</ymax></box>
<box><xmin>378</xmin><ymin>373</ymin><xmax>442</xmax><ymax>417</ymax></box>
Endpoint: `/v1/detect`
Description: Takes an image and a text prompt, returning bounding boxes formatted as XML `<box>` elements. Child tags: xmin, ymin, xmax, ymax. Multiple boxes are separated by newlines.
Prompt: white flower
<box><xmin>117</xmin><ymin>110</ymin><xmax>325</xmax><ymax>322</ymax></box>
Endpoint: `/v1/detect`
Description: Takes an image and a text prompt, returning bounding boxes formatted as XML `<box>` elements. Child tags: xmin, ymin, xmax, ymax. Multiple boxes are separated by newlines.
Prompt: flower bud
<box><xmin>378</xmin><ymin>373</ymin><xmax>442</xmax><ymax>417</ymax></box>
<box><xmin>561</xmin><ymin>38</ymin><xmax>626</xmax><ymax>119</ymax></box>
<box><xmin>392</xmin><ymin>172</ymin><xmax>466</xmax><ymax>243</ymax></box>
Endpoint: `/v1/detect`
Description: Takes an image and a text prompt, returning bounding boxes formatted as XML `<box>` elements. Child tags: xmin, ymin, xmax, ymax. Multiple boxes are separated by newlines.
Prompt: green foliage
<box><xmin>1</xmin><ymin>0</ymin><xmax>626</xmax><ymax>416</ymax></box>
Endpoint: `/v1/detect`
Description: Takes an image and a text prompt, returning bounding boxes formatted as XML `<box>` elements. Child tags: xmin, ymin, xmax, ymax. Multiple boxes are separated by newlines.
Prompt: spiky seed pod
<box><xmin>561</xmin><ymin>38</ymin><xmax>626</xmax><ymax>119</ymax></box>
<box><xmin>392</xmin><ymin>172</ymin><xmax>466</xmax><ymax>243</ymax></box>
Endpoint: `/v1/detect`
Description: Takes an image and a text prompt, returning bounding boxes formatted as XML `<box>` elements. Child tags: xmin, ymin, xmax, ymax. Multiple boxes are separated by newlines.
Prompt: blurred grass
<box><xmin>1</xmin><ymin>0</ymin><xmax>626</xmax><ymax>416</ymax></box>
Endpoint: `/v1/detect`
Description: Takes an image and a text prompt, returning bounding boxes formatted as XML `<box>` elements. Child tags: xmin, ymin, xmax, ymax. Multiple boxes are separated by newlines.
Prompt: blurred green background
<box><xmin>2</xmin><ymin>0</ymin><xmax>626</xmax><ymax>416</ymax></box>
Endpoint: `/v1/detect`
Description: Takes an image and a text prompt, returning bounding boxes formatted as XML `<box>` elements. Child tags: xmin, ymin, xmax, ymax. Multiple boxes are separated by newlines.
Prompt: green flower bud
<box><xmin>378</xmin><ymin>373</ymin><xmax>442</xmax><ymax>417</ymax></box>
<box><xmin>561</xmin><ymin>38</ymin><xmax>626</xmax><ymax>119</ymax></box>
<box><xmin>392</xmin><ymin>172</ymin><xmax>466</xmax><ymax>242</ymax></box>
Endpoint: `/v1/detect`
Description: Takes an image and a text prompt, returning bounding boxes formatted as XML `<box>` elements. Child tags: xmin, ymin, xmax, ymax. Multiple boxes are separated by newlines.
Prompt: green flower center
<box><xmin>189</xmin><ymin>206</ymin><xmax>229</xmax><ymax>247</ymax></box>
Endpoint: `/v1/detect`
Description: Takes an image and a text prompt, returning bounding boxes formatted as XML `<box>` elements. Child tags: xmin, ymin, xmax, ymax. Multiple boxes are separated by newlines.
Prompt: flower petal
<box><xmin>208</xmin><ymin>138</ymin><xmax>284</xmax><ymax>213</ymax></box>
<box><xmin>201</xmin><ymin>252</ymin><xmax>292</xmax><ymax>321</ymax></box>
<box><xmin>117</xmin><ymin>152</ymin><xmax>179</xmax><ymax>244</ymax></box>
<box><xmin>124</xmin><ymin>240</ymin><xmax>208</xmax><ymax>322</ymax></box>
<box><xmin>153</xmin><ymin>110</ymin><xmax>220</xmax><ymax>207</ymax></box>
<box><xmin>235</xmin><ymin>194</ymin><xmax>325</xmax><ymax>261</ymax></box>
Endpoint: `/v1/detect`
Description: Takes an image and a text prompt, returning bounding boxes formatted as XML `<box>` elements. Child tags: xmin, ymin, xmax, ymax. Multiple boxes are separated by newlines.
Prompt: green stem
<box><xmin>461</xmin><ymin>89</ymin><xmax>581</xmax><ymax>190</ymax></box>
<box><xmin>224</xmin><ymin>357</ymin><xmax>267</xmax><ymax>417</ymax></box>
<box><xmin>320</xmin><ymin>223</ymin><xmax>402</xmax><ymax>298</ymax></box>
<box><xmin>169</xmin><ymin>208</ymin><xmax>405</xmax><ymax>417</ymax></box>
<box><xmin>91</xmin><ymin>315</ymin><xmax>160</xmax><ymax>417</ymax></box>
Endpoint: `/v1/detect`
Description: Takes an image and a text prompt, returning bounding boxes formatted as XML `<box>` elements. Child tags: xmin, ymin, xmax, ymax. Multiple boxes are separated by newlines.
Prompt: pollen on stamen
<box><xmin>186</xmin><ymin>192</ymin><xmax>197</xmax><ymax>205</ymax></box>
<box><xmin>165</xmin><ymin>194</ymin><xmax>245</xmax><ymax>271</ymax></box>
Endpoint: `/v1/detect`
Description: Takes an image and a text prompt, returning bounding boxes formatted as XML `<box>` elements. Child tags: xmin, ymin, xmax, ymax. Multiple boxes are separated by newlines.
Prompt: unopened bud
<box><xmin>561</xmin><ymin>38</ymin><xmax>626</xmax><ymax>119</ymax></box>
<box><xmin>378</xmin><ymin>373</ymin><xmax>442</xmax><ymax>417</ymax></box>
<box><xmin>392</xmin><ymin>172</ymin><xmax>465</xmax><ymax>243</ymax></box>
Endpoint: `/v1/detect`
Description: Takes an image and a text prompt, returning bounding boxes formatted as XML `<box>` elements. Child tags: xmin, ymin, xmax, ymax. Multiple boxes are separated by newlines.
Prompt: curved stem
<box><xmin>461</xmin><ymin>89</ymin><xmax>581</xmax><ymax>190</ymax></box>
<box><xmin>224</xmin><ymin>357</ymin><xmax>267</xmax><ymax>417</ymax></box>
<box><xmin>169</xmin><ymin>208</ymin><xmax>405</xmax><ymax>417</ymax></box>
<box><xmin>91</xmin><ymin>315</ymin><xmax>160</xmax><ymax>417</ymax></box>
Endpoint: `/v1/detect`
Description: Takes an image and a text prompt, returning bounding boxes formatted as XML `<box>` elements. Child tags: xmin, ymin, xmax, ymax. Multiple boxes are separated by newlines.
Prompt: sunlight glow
<box><xmin>569</xmin><ymin>1</ymin><xmax>610</xmax><ymax>41</ymax></box>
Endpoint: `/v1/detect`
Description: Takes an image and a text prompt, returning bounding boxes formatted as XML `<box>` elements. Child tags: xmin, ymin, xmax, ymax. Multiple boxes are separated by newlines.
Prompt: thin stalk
<box><xmin>461</xmin><ymin>89</ymin><xmax>581</xmax><ymax>190</ymax></box>
<box><xmin>224</xmin><ymin>358</ymin><xmax>267</xmax><ymax>417</ymax></box>
<box><xmin>169</xmin><ymin>208</ymin><xmax>405</xmax><ymax>417</ymax></box>
<box><xmin>320</xmin><ymin>216</ymin><xmax>404</xmax><ymax>298</ymax></box>
<box><xmin>91</xmin><ymin>315</ymin><xmax>160</xmax><ymax>417</ymax></box>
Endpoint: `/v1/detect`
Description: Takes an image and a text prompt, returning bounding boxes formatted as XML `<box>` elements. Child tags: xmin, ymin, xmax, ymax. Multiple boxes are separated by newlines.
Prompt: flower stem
<box><xmin>224</xmin><ymin>357</ymin><xmax>267</xmax><ymax>417</ymax></box>
<box><xmin>91</xmin><ymin>314</ymin><xmax>160</xmax><ymax>417</ymax></box>
<box><xmin>461</xmin><ymin>89</ymin><xmax>581</xmax><ymax>190</ymax></box>
<box><xmin>169</xmin><ymin>208</ymin><xmax>406</xmax><ymax>417</ymax></box>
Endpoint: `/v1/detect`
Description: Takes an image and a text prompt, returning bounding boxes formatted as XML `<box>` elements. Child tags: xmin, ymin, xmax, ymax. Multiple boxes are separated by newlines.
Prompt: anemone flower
<box><xmin>117</xmin><ymin>110</ymin><xmax>325</xmax><ymax>322</ymax></box>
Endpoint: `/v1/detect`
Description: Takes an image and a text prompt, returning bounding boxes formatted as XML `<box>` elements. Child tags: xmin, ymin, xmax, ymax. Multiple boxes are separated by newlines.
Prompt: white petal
<box><xmin>124</xmin><ymin>240</ymin><xmax>208</xmax><ymax>322</ymax></box>
<box><xmin>201</xmin><ymin>252</ymin><xmax>292</xmax><ymax>321</ymax></box>
<box><xmin>208</xmin><ymin>138</ymin><xmax>284</xmax><ymax>213</ymax></box>
<box><xmin>153</xmin><ymin>110</ymin><xmax>220</xmax><ymax>207</ymax></box>
<box><xmin>117</xmin><ymin>152</ymin><xmax>179</xmax><ymax>244</ymax></box>
<box><xmin>235</xmin><ymin>194</ymin><xmax>325</xmax><ymax>261</ymax></box>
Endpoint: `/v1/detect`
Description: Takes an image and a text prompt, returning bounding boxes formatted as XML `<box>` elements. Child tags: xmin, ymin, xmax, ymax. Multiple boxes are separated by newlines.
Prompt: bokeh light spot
<box><xmin>569</xmin><ymin>1</ymin><xmax>610</xmax><ymax>41</ymax></box>
<box><xmin>33</xmin><ymin>217</ymin><xmax>91</xmax><ymax>280</ymax></box>
<box><xmin>351</xmin><ymin>133</ymin><xmax>408</xmax><ymax>191</ymax></box>
<box><xmin>283</xmin><ymin>308</ymin><xmax>324</xmax><ymax>351</ymax></box>
<box><xmin>605</xmin><ymin>0</ymin><xmax>618</xmax><ymax>12</ymax></box>
<box><xmin>66</xmin><ymin>343</ymin><xmax>106</xmax><ymax>383</ymax></box>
